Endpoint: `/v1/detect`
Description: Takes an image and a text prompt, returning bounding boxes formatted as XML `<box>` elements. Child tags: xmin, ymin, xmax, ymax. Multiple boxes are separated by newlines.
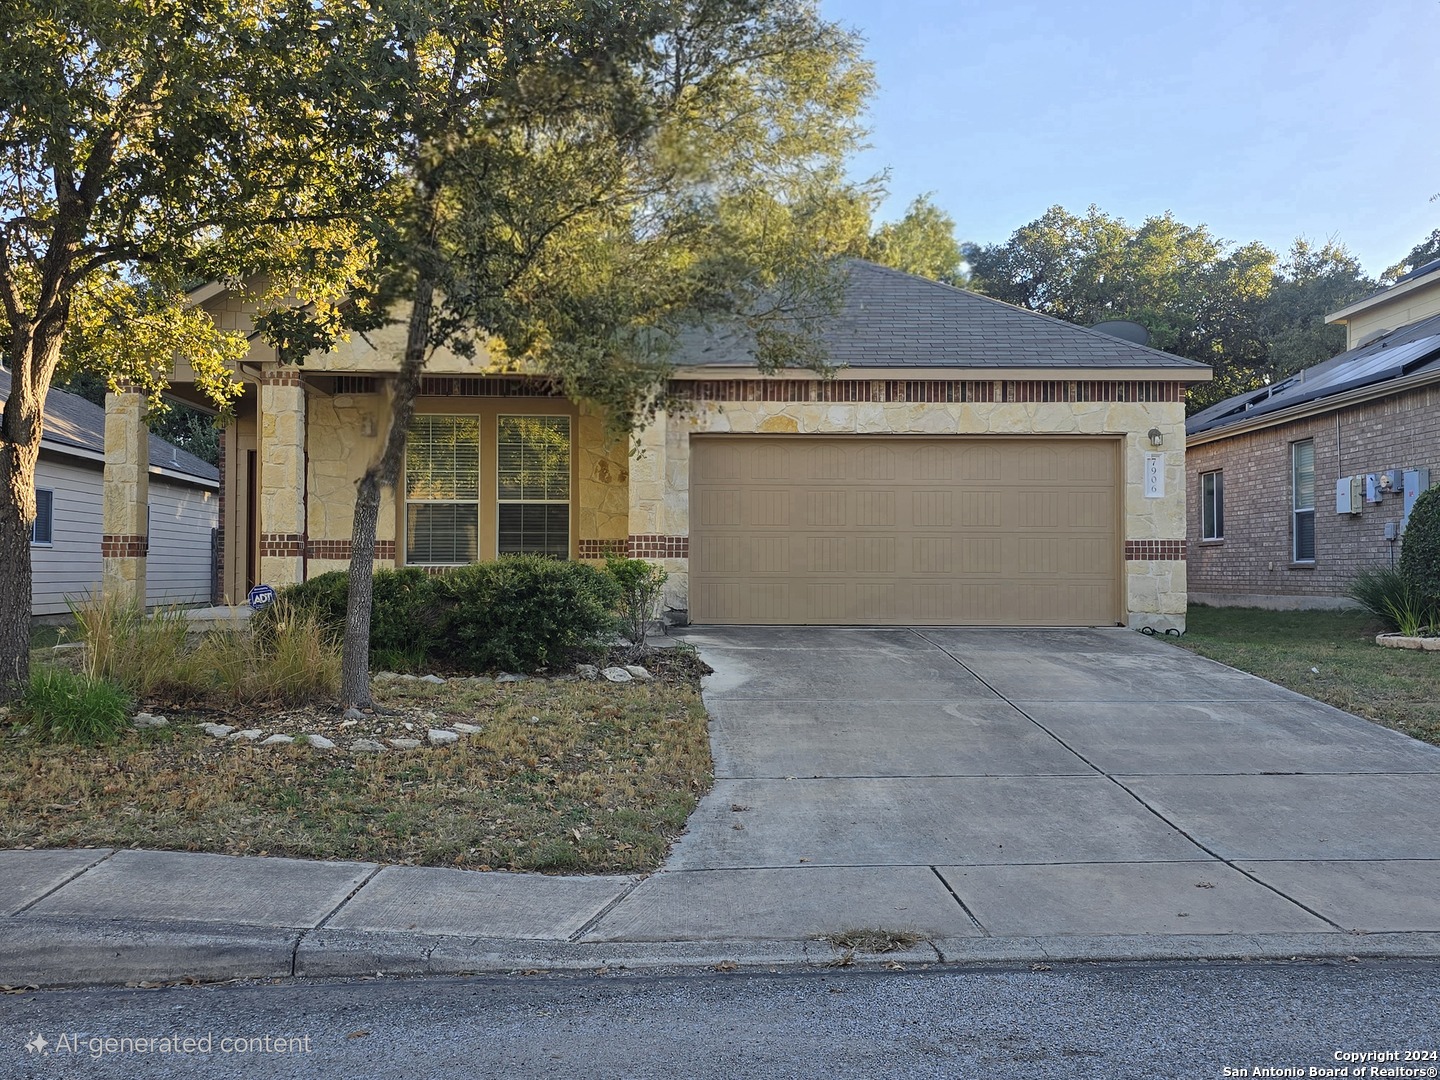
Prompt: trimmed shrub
<box><xmin>605</xmin><ymin>555</ymin><xmax>668</xmax><ymax>650</ymax></box>
<box><xmin>437</xmin><ymin>555</ymin><xmax>621</xmax><ymax>673</ymax></box>
<box><xmin>21</xmin><ymin>668</ymin><xmax>131</xmax><ymax>744</ymax></box>
<box><xmin>1400</xmin><ymin>487</ymin><xmax>1440</xmax><ymax>611</ymax></box>
<box><xmin>265</xmin><ymin>568</ymin><xmax>444</xmax><ymax>660</ymax></box>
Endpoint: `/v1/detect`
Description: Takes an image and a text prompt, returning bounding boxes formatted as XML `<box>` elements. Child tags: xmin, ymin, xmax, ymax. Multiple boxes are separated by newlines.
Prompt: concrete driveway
<box><xmin>589</xmin><ymin>626</ymin><xmax>1440</xmax><ymax>946</ymax></box>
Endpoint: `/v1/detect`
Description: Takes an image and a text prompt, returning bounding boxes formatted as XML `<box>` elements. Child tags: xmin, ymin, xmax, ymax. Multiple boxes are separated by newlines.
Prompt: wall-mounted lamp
<box><xmin>1147</xmin><ymin>428</ymin><xmax>1164</xmax><ymax>448</ymax></box>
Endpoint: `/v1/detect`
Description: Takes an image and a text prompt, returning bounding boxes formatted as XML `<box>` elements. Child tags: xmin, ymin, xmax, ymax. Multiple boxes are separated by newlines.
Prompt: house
<box><xmin>105</xmin><ymin>260</ymin><xmax>1209</xmax><ymax>630</ymax></box>
<box><xmin>0</xmin><ymin>370</ymin><xmax>219</xmax><ymax>616</ymax></box>
<box><xmin>1185</xmin><ymin>261</ymin><xmax>1440</xmax><ymax>608</ymax></box>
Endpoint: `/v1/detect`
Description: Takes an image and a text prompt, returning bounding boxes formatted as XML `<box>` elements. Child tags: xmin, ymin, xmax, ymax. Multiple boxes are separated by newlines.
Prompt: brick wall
<box><xmin>1186</xmin><ymin>382</ymin><xmax>1440</xmax><ymax>604</ymax></box>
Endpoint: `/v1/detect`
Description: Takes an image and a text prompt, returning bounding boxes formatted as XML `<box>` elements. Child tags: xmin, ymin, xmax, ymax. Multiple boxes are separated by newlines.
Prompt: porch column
<box><xmin>101</xmin><ymin>386</ymin><xmax>148</xmax><ymax>605</ymax></box>
<box><xmin>257</xmin><ymin>367</ymin><xmax>306</xmax><ymax>588</ymax></box>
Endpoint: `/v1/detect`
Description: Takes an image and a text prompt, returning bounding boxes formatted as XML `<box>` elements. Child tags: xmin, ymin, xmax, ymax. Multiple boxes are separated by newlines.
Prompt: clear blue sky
<box><xmin>821</xmin><ymin>0</ymin><xmax>1440</xmax><ymax>276</ymax></box>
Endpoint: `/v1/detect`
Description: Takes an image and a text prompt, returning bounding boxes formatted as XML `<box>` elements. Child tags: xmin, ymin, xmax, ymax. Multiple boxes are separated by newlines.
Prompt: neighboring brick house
<box><xmin>0</xmin><ymin>370</ymin><xmax>218</xmax><ymax>615</ymax></box>
<box><xmin>1185</xmin><ymin>264</ymin><xmax>1440</xmax><ymax>608</ymax></box>
<box><xmin>104</xmin><ymin>259</ymin><xmax>1211</xmax><ymax>630</ymax></box>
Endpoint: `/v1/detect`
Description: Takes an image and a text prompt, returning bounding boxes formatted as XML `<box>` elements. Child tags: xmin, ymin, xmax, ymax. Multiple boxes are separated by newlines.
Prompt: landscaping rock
<box><xmin>452</xmin><ymin>723</ymin><xmax>484</xmax><ymax>735</ymax></box>
<box><xmin>459</xmin><ymin>675</ymin><xmax>492</xmax><ymax>686</ymax></box>
<box><xmin>304</xmin><ymin>734</ymin><xmax>337</xmax><ymax>751</ymax></box>
<box><xmin>372</xmin><ymin>672</ymin><xmax>401</xmax><ymax>683</ymax></box>
<box><xmin>227</xmin><ymin>729</ymin><xmax>264</xmax><ymax>741</ymax></box>
<box><xmin>350</xmin><ymin>739</ymin><xmax>386</xmax><ymax>753</ymax></box>
<box><xmin>496</xmin><ymin>673</ymin><xmax>527</xmax><ymax>684</ymax></box>
<box><xmin>601</xmin><ymin>666</ymin><xmax>633</xmax><ymax>683</ymax></box>
<box><xmin>387</xmin><ymin>738</ymin><xmax>421</xmax><ymax>750</ymax></box>
<box><xmin>259</xmin><ymin>734</ymin><xmax>294</xmax><ymax>746</ymax></box>
<box><xmin>575</xmin><ymin>664</ymin><xmax>600</xmax><ymax>680</ymax></box>
<box><xmin>132</xmin><ymin>712</ymin><xmax>168</xmax><ymax>729</ymax></box>
<box><xmin>343</xmin><ymin>706</ymin><xmax>366</xmax><ymax>721</ymax></box>
<box><xmin>427</xmin><ymin>729</ymin><xmax>459</xmax><ymax>746</ymax></box>
<box><xmin>199</xmin><ymin>723</ymin><xmax>235</xmax><ymax>738</ymax></box>
<box><xmin>420</xmin><ymin>674</ymin><xmax>446</xmax><ymax>685</ymax></box>
<box><xmin>624</xmin><ymin>665</ymin><xmax>653</xmax><ymax>681</ymax></box>
<box><xmin>395</xmin><ymin>673</ymin><xmax>419</xmax><ymax>681</ymax></box>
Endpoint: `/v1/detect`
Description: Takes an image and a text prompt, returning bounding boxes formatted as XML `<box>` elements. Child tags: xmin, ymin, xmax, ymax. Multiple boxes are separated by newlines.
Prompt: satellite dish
<box><xmin>1090</xmin><ymin>320</ymin><xmax>1151</xmax><ymax>346</ymax></box>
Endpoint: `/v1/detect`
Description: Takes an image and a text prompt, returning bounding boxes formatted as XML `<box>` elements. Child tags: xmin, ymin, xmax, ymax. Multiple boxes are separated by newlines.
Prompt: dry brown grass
<box><xmin>0</xmin><ymin>660</ymin><xmax>712</xmax><ymax>874</ymax></box>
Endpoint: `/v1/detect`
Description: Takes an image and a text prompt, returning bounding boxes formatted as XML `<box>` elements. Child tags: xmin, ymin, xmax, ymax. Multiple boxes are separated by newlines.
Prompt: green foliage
<box><xmin>605</xmin><ymin>556</ymin><xmax>669</xmax><ymax>650</ymax></box>
<box><xmin>437</xmin><ymin>557</ymin><xmax>621</xmax><ymax>674</ymax></box>
<box><xmin>1400</xmin><ymin>488</ymin><xmax>1440</xmax><ymax>612</ymax></box>
<box><xmin>267</xmin><ymin>568</ymin><xmax>444</xmax><ymax>660</ymax></box>
<box><xmin>1346</xmin><ymin>566</ymin><xmax>1432</xmax><ymax>634</ymax></box>
<box><xmin>864</xmin><ymin>195</ymin><xmax>965</xmax><ymax>284</ymax></box>
<box><xmin>963</xmin><ymin>205</ymin><xmax>1375</xmax><ymax>414</ymax></box>
<box><xmin>21</xmin><ymin>669</ymin><xmax>131</xmax><ymax>744</ymax></box>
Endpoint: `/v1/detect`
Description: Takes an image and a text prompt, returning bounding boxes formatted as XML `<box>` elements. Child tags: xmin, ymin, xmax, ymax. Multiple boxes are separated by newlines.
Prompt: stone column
<box><xmin>102</xmin><ymin>386</ymin><xmax>149</xmax><ymax>606</ymax></box>
<box><xmin>257</xmin><ymin>368</ymin><xmax>306</xmax><ymax>588</ymax></box>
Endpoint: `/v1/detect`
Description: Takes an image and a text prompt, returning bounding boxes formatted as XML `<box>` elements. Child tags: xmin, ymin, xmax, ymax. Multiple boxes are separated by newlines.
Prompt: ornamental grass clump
<box><xmin>19</xmin><ymin>668</ymin><xmax>131</xmax><ymax>744</ymax></box>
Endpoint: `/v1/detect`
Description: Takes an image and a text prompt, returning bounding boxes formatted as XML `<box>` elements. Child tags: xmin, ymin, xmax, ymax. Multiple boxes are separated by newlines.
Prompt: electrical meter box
<box><xmin>1365</xmin><ymin>474</ymin><xmax>1384</xmax><ymax>503</ymax></box>
<box><xmin>1336</xmin><ymin>477</ymin><xmax>1354</xmax><ymax>514</ymax></box>
<box><xmin>1404</xmin><ymin>468</ymin><xmax>1431</xmax><ymax>531</ymax></box>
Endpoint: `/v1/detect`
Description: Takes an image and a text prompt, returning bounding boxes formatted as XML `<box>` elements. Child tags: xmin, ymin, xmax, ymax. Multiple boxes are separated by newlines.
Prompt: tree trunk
<box><xmin>0</xmin><ymin>325</ymin><xmax>64</xmax><ymax>704</ymax></box>
<box><xmin>339</xmin><ymin>278</ymin><xmax>436</xmax><ymax>708</ymax></box>
<box><xmin>0</xmin><ymin>438</ymin><xmax>41</xmax><ymax>703</ymax></box>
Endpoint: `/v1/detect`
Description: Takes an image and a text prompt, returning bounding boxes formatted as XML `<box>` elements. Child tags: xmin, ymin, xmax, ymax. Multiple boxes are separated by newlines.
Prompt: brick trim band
<box><xmin>259</xmin><ymin>533</ymin><xmax>304</xmax><ymax>558</ymax></box>
<box><xmin>578</xmin><ymin>539</ymin><xmax>628</xmax><ymax>559</ymax></box>
<box><xmin>101</xmin><ymin>534</ymin><xmax>147</xmax><ymax>558</ymax></box>
<box><xmin>306</xmin><ymin>539</ymin><xmax>396</xmax><ymax>560</ymax></box>
<box><xmin>628</xmin><ymin>534</ymin><xmax>689</xmax><ymax>559</ymax></box>
<box><xmin>259</xmin><ymin>369</ymin><xmax>302</xmax><ymax>386</ymax></box>
<box><xmin>1125</xmin><ymin>540</ymin><xmax>1187</xmax><ymax>562</ymax></box>
<box><xmin>673</xmin><ymin>379</ymin><xmax>1184</xmax><ymax>405</ymax></box>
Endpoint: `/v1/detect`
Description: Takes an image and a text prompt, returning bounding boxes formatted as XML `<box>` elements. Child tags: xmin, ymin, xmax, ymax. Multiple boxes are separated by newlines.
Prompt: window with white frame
<box><xmin>1200</xmin><ymin>470</ymin><xmax>1223</xmax><ymax>541</ymax></box>
<box><xmin>30</xmin><ymin>488</ymin><xmax>53</xmax><ymax>545</ymax></box>
<box><xmin>405</xmin><ymin>416</ymin><xmax>480</xmax><ymax>564</ymax></box>
<box><xmin>1292</xmin><ymin>439</ymin><xmax>1315</xmax><ymax>562</ymax></box>
<box><xmin>497</xmin><ymin>415</ymin><xmax>570</xmax><ymax>558</ymax></box>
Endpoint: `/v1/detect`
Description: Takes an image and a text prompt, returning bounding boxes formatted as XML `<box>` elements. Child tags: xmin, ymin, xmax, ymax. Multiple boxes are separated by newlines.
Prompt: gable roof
<box><xmin>1187</xmin><ymin>313</ymin><xmax>1440</xmax><ymax>440</ymax></box>
<box><xmin>1326</xmin><ymin>261</ymin><xmax>1440</xmax><ymax>325</ymax></box>
<box><xmin>675</xmin><ymin>259</ymin><xmax>1211</xmax><ymax>374</ymax></box>
<box><xmin>0</xmin><ymin>369</ymin><xmax>219</xmax><ymax>485</ymax></box>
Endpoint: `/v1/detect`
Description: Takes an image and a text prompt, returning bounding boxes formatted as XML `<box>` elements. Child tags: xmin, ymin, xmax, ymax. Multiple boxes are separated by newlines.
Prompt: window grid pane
<box><xmin>498</xmin><ymin>416</ymin><xmax>570</xmax><ymax>501</ymax></box>
<box><xmin>407</xmin><ymin>416</ymin><xmax>480</xmax><ymax>501</ymax></box>
<box><xmin>497</xmin><ymin>416</ymin><xmax>570</xmax><ymax>557</ymax></box>
<box><xmin>1293</xmin><ymin>441</ymin><xmax>1315</xmax><ymax>511</ymax></box>
<box><xmin>406</xmin><ymin>416</ymin><xmax>480</xmax><ymax>564</ymax></box>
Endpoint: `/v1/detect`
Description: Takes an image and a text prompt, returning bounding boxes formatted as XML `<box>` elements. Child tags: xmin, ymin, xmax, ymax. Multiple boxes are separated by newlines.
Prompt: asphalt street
<box><xmin>3</xmin><ymin>960</ymin><xmax>1438</xmax><ymax>1079</ymax></box>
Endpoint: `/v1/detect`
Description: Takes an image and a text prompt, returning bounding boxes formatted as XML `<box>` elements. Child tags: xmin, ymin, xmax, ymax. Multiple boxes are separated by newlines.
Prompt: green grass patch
<box><xmin>1171</xmin><ymin>605</ymin><xmax>1440</xmax><ymax>746</ymax></box>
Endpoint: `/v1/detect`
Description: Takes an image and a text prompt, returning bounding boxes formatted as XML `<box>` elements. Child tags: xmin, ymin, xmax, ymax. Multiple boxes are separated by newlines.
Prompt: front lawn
<box><xmin>0</xmin><ymin>652</ymin><xmax>712</xmax><ymax>873</ymax></box>
<box><xmin>1171</xmin><ymin>606</ymin><xmax>1440</xmax><ymax>747</ymax></box>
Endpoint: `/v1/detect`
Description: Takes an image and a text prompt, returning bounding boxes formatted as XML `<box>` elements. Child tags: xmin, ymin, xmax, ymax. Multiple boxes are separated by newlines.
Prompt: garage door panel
<box><xmin>690</xmin><ymin>437</ymin><xmax>1120</xmax><ymax>626</ymax></box>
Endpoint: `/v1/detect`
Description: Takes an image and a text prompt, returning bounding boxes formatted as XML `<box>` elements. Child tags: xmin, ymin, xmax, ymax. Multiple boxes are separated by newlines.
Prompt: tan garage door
<box><xmin>689</xmin><ymin>436</ymin><xmax>1121</xmax><ymax>626</ymax></box>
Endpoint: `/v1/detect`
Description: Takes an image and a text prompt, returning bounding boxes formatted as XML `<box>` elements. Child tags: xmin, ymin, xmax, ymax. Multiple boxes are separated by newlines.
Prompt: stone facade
<box><xmin>1187</xmin><ymin>381</ymin><xmax>1440</xmax><ymax>608</ymax></box>
<box><xmin>629</xmin><ymin>379</ymin><xmax>1191</xmax><ymax>631</ymax></box>
<box><xmin>101</xmin><ymin>388</ymin><xmax>149</xmax><ymax>604</ymax></box>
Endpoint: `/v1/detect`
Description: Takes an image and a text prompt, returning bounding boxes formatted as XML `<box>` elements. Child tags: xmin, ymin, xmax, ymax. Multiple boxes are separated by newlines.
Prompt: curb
<box><xmin>6</xmin><ymin>917</ymin><xmax>1440</xmax><ymax>990</ymax></box>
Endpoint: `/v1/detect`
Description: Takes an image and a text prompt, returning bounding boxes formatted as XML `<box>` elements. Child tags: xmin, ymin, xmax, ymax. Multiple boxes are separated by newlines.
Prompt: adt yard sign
<box><xmin>247</xmin><ymin>584</ymin><xmax>277</xmax><ymax>610</ymax></box>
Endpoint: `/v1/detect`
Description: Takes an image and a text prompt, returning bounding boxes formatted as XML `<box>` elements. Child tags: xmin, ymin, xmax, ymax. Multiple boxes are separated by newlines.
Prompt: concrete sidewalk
<box><xmin>5</xmin><ymin>626</ymin><xmax>1440</xmax><ymax>987</ymax></box>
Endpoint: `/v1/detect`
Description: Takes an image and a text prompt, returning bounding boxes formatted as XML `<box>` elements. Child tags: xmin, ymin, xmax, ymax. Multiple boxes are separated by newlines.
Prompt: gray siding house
<box><xmin>1</xmin><ymin>371</ymin><xmax>219</xmax><ymax>615</ymax></box>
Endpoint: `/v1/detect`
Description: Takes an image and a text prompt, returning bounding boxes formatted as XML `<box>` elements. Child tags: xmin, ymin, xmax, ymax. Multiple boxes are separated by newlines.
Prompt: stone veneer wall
<box><xmin>1186</xmin><ymin>381</ymin><xmax>1440</xmax><ymax>608</ymax></box>
<box><xmin>629</xmin><ymin>379</ymin><xmax>1191</xmax><ymax>631</ymax></box>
